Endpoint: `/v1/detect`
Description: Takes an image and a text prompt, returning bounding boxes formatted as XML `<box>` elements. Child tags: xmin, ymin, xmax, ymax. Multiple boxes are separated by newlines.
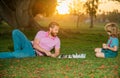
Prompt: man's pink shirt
<box><xmin>34</xmin><ymin>31</ymin><xmax>60</xmax><ymax>56</ymax></box>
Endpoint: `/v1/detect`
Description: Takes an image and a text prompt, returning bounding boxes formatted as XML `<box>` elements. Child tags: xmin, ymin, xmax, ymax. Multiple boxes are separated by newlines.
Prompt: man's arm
<box><xmin>33</xmin><ymin>38</ymin><xmax>52</xmax><ymax>56</ymax></box>
<box><xmin>51</xmin><ymin>48</ymin><xmax>60</xmax><ymax>58</ymax></box>
<box><xmin>51</xmin><ymin>38</ymin><xmax>61</xmax><ymax>58</ymax></box>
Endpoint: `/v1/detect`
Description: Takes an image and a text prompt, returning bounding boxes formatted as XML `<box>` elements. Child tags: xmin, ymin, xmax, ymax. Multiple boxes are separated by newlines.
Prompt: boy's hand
<box><xmin>103</xmin><ymin>43</ymin><xmax>107</xmax><ymax>49</ymax></box>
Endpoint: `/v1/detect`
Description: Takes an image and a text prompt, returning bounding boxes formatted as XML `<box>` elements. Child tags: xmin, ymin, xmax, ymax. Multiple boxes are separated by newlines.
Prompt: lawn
<box><xmin>0</xmin><ymin>20</ymin><xmax>120</xmax><ymax>78</ymax></box>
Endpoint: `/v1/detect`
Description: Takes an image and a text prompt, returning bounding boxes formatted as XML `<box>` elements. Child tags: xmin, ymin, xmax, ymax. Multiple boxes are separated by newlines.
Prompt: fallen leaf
<box><xmin>90</xmin><ymin>74</ymin><xmax>94</xmax><ymax>78</ymax></box>
<box><xmin>98</xmin><ymin>65</ymin><xmax>106</xmax><ymax>69</ymax></box>
<box><xmin>114</xmin><ymin>65</ymin><xmax>118</xmax><ymax>69</ymax></box>
<box><xmin>64</xmin><ymin>76</ymin><xmax>68</xmax><ymax>78</ymax></box>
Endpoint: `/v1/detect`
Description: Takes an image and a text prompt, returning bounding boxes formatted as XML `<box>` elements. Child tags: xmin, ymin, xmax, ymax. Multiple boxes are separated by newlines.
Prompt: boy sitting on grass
<box><xmin>95</xmin><ymin>22</ymin><xmax>119</xmax><ymax>58</ymax></box>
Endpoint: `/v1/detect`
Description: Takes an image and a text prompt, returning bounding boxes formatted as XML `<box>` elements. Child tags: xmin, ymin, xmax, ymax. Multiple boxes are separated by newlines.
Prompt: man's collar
<box><xmin>46</xmin><ymin>31</ymin><xmax>56</xmax><ymax>40</ymax></box>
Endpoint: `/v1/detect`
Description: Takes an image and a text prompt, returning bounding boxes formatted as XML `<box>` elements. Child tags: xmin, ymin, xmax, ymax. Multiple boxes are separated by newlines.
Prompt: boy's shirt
<box><xmin>107</xmin><ymin>37</ymin><xmax>119</xmax><ymax>51</ymax></box>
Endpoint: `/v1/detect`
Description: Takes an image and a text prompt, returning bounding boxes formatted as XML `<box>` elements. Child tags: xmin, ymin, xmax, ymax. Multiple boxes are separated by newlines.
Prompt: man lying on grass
<box><xmin>0</xmin><ymin>22</ymin><xmax>60</xmax><ymax>58</ymax></box>
<box><xmin>95</xmin><ymin>22</ymin><xmax>119</xmax><ymax>58</ymax></box>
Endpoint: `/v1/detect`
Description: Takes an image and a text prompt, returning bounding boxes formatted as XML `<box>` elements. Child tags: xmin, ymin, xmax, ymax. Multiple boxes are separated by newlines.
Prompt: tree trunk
<box><xmin>0</xmin><ymin>0</ymin><xmax>41</xmax><ymax>29</ymax></box>
<box><xmin>90</xmin><ymin>15</ymin><xmax>93</xmax><ymax>28</ymax></box>
<box><xmin>0</xmin><ymin>0</ymin><xmax>18</xmax><ymax>28</ymax></box>
<box><xmin>76</xmin><ymin>14</ymin><xmax>80</xmax><ymax>28</ymax></box>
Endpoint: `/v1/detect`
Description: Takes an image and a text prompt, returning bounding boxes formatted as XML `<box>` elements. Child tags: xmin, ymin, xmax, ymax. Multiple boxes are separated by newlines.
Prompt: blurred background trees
<box><xmin>0</xmin><ymin>0</ymin><xmax>120</xmax><ymax>29</ymax></box>
<box><xmin>84</xmin><ymin>0</ymin><xmax>99</xmax><ymax>28</ymax></box>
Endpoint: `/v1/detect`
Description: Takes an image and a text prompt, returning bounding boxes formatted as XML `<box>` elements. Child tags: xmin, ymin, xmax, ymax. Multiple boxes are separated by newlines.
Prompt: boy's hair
<box><xmin>105</xmin><ymin>22</ymin><xmax>119</xmax><ymax>37</ymax></box>
<box><xmin>48</xmin><ymin>22</ymin><xmax>59</xmax><ymax>28</ymax></box>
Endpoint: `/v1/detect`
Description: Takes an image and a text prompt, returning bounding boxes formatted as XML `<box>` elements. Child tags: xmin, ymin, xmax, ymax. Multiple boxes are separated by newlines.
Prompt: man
<box><xmin>0</xmin><ymin>22</ymin><xmax>60</xmax><ymax>58</ymax></box>
<box><xmin>33</xmin><ymin>22</ymin><xmax>60</xmax><ymax>57</ymax></box>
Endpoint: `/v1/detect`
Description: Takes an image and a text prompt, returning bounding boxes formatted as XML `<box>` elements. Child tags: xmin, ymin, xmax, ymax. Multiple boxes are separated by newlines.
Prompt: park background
<box><xmin>0</xmin><ymin>0</ymin><xmax>120</xmax><ymax>77</ymax></box>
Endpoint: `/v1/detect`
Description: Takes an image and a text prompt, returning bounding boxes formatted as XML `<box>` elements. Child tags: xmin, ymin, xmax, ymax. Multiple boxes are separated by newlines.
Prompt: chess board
<box><xmin>58</xmin><ymin>53</ymin><xmax>86</xmax><ymax>59</ymax></box>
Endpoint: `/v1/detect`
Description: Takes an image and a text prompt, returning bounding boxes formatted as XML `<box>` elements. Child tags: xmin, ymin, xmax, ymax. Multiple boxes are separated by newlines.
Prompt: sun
<box><xmin>56</xmin><ymin>0</ymin><xmax>86</xmax><ymax>15</ymax></box>
<box><xmin>56</xmin><ymin>0</ymin><xmax>72</xmax><ymax>14</ymax></box>
<box><xmin>56</xmin><ymin>2</ymin><xmax>69</xmax><ymax>14</ymax></box>
<box><xmin>80</xmin><ymin>0</ymin><xmax>87</xmax><ymax>2</ymax></box>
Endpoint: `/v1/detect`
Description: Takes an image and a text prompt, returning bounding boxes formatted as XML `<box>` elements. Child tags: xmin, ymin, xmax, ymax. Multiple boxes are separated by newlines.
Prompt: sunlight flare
<box><xmin>56</xmin><ymin>0</ymin><xmax>120</xmax><ymax>15</ymax></box>
<box><xmin>56</xmin><ymin>0</ymin><xmax>72</xmax><ymax>14</ymax></box>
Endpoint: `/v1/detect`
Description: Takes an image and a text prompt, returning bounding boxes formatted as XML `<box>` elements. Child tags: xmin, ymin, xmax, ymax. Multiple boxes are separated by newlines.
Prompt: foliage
<box><xmin>106</xmin><ymin>10</ymin><xmax>120</xmax><ymax>23</ymax></box>
<box><xmin>113</xmin><ymin>0</ymin><xmax>120</xmax><ymax>2</ymax></box>
<box><xmin>84</xmin><ymin>0</ymin><xmax>99</xmax><ymax>17</ymax></box>
<box><xmin>84</xmin><ymin>0</ymin><xmax>99</xmax><ymax>28</ymax></box>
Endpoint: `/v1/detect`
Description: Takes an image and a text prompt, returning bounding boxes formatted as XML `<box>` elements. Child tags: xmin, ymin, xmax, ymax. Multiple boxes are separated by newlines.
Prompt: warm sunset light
<box><xmin>56</xmin><ymin>0</ymin><xmax>120</xmax><ymax>15</ymax></box>
<box><xmin>80</xmin><ymin>0</ymin><xmax>87</xmax><ymax>2</ymax></box>
<box><xmin>56</xmin><ymin>0</ymin><xmax>71</xmax><ymax>14</ymax></box>
<box><xmin>99</xmin><ymin>1</ymin><xmax>120</xmax><ymax>13</ymax></box>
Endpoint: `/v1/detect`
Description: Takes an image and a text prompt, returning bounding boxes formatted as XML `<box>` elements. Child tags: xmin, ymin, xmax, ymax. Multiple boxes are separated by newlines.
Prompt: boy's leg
<box><xmin>95</xmin><ymin>52</ymin><xmax>105</xmax><ymax>58</ymax></box>
<box><xmin>95</xmin><ymin>49</ymin><xmax>116</xmax><ymax>58</ymax></box>
<box><xmin>103</xmin><ymin>50</ymin><xmax>118</xmax><ymax>58</ymax></box>
<box><xmin>95</xmin><ymin>48</ymin><xmax>105</xmax><ymax>58</ymax></box>
<box><xmin>94</xmin><ymin>48</ymin><xmax>102</xmax><ymax>53</ymax></box>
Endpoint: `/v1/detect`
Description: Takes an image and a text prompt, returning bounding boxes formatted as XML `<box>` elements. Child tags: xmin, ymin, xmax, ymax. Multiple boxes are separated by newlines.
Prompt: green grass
<box><xmin>0</xmin><ymin>20</ymin><xmax>120</xmax><ymax>78</ymax></box>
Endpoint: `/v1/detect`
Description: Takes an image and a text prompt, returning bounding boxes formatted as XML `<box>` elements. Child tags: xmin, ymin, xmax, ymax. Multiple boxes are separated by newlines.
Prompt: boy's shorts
<box><xmin>101</xmin><ymin>49</ymin><xmax>118</xmax><ymax>58</ymax></box>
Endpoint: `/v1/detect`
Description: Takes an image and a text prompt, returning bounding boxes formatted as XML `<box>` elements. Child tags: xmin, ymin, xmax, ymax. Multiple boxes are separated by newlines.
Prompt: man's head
<box><xmin>48</xmin><ymin>22</ymin><xmax>60</xmax><ymax>37</ymax></box>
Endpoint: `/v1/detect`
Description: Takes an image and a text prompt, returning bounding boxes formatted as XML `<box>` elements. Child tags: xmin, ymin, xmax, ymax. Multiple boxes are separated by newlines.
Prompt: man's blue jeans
<box><xmin>0</xmin><ymin>29</ymin><xmax>36</xmax><ymax>58</ymax></box>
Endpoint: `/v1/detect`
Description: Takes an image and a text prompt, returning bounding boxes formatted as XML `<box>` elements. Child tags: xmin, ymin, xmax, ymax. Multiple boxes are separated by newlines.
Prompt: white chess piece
<box><xmin>58</xmin><ymin>54</ymin><xmax>86</xmax><ymax>59</ymax></box>
<box><xmin>68</xmin><ymin>55</ymin><xmax>72</xmax><ymax>58</ymax></box>
<box><xmin>80</xmin><ymin>54</ymin><xmax>86</xmax><ymax>58</ymax></box>
<box><xmin>58</xmin><ymin>55</ymin><xmax>61</xmax><ymax>58</ymax></box>
<box><xmin>72</xmin><ymin>54</ymin><xmax>76</xmax><ymax>58</ymax></box>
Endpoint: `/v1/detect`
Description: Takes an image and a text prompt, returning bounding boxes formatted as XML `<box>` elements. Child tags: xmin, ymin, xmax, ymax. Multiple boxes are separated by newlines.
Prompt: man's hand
<box><xmin>33</xmin><ymin>38</ymin><xmax>53</xmax><ymax>56</ymax></box>
<box><xmin>46</xmin><ymin>52</ymin><xmax>52</xmax><ymax>56</ymax></box>
<box><xmin>50</xmin><ymin>54</ymin><xmax>57</xmax><ymax>58</ymax></box>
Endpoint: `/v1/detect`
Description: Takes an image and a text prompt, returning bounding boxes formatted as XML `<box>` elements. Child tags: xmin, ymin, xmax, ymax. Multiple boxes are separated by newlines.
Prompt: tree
<box><xmin>68</xmin><ymin>0</ymin><xmax>85</xmax><ymax>28</ymax></box>
<box><xmin>106</xmin><ymin>10</ymin><xmax>120</xmax><ymax>23</ymax></box>
<box><xmin>84</xmin><ymin>0</ymin><xmax>99</xmax><ymax>28</ymax></box>
<box><xmin>0</xmin><ymin>0</ymin><xmax>57</xmax><ymax>29</ymax></box>
<box><xmin>113</xmin><ymin>0</ymin><xmax>120</xmax><ymax>2</ymax></box>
